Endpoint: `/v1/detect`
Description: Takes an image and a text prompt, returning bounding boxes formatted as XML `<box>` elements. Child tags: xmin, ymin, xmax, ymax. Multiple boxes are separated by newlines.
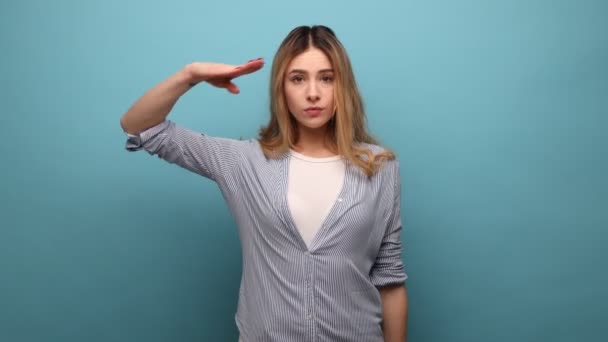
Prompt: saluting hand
<box><xmin>185</xmin><ymin>58</ymin><xmax>265</xmax><ymax>94</ymax></box>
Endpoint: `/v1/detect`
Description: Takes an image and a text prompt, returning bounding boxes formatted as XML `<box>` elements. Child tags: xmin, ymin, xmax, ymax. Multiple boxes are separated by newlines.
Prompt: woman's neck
<box><xmin>292</xmin><ymin>125</ymin><xmax>337</xmax><ymax>158</ymax></box>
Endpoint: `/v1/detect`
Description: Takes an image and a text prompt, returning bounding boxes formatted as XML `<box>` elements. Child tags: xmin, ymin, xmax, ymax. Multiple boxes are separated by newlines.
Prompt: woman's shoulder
<box><xmin>357</xmin><ymin>142</ymin><xmax>393</xmax><ymax>155</ymax></box>
<box><xmin>233</xmin><ymin>137</ymin><xmax>283</xmax><ymax>165</ymax></box>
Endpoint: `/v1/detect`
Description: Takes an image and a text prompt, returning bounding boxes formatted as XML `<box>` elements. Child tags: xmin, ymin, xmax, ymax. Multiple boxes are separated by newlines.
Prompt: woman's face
<box><xmin>284</xmin><ymin>47</ymin><xmax>335</xmax><ymax>132</ymax></box>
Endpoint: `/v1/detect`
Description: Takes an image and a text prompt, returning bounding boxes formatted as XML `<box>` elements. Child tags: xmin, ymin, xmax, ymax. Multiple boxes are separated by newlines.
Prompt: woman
<box><xmin>121</xmin><ymin>25</ymin><xmax>408</xmax><ymax>342</ymax></box>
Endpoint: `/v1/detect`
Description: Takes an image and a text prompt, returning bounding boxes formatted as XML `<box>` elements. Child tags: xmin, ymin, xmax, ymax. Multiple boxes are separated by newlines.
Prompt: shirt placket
<box><xmin>304</xmin><ymin>250</ymin><xmax>316</xmax><ymax>340</ymax></box>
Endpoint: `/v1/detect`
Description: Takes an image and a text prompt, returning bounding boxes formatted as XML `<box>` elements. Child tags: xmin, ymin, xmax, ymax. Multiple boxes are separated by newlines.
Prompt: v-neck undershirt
<box><xmin>287</xmin><ymin>150</ymin><xmax>345</xmax><ymax>248</ymax></box>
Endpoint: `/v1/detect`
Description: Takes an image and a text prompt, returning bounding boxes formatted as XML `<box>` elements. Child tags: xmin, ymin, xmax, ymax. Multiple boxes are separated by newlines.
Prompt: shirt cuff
<box><xmin>124</xmin><ymin>120</ymin><xmax>171</xmax><ymax>151</ymax></box>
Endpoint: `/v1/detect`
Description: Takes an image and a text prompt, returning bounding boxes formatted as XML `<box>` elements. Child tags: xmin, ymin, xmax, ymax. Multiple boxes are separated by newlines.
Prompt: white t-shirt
<box><xmin>287</xmin><ymin>150</ymin><xmax>345</xmax><ymax>248</ymax></box>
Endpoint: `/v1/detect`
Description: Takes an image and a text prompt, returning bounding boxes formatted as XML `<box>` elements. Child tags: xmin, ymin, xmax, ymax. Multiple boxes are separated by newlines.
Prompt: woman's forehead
<box><xmin>287</xmin><ymin>48</ymin><xmax>332</xmax><ymax>72</ymax></box>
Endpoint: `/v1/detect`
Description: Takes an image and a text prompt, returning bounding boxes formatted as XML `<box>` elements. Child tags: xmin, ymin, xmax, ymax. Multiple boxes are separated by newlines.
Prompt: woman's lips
<box><xmin>304</xmin><ymin>107</ymin><xmax>323</xmax><ymax>116</ymax></box>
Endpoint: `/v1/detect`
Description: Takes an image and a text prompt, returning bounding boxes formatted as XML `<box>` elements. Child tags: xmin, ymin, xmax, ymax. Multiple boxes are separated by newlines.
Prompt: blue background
<box><xmin>1</xmin><ymin>0</ymin><xmax>606</xmax><ymax>341</ymax></box>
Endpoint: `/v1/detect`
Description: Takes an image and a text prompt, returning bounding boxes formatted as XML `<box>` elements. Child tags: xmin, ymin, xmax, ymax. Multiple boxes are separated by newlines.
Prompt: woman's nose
<box><xmin>307</xmin><ymin>83</ymin><xmax>320</xmax><ymax>101</ymax></box>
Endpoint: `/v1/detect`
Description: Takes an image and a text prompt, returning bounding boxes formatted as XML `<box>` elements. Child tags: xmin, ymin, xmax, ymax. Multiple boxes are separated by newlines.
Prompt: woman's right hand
<box><xmin>185</xmin><ymin>58</ymin><xmax>265</xmax><ymax>94</ymax></box>
<box><xmin>120</xmin><ymin>58</ymin><xmax>264</xmax><ymax>134</ymax></box>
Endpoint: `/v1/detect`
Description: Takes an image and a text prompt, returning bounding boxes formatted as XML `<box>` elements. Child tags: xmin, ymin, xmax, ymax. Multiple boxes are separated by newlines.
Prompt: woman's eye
<box><xmin>322</xmin><ymin>75</ymin><xmax>334</xmax><ymax>83</ymax></box>
<box><xmin>292</xmin><ymin>76</ymin><xmax>304</xmax><ymax>83</ymax></box>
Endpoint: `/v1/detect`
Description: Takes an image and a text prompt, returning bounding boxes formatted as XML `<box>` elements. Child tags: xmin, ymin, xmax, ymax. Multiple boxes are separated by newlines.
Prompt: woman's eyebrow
<box><xmin>288</xmin><ymin>68</ymin><xmax>334</xmax><ymax>74</ymax></box>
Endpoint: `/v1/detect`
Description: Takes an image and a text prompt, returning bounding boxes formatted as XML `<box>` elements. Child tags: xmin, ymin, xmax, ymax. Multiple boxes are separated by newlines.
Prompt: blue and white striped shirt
<box><xmin>125</xmin><ymin>120</ymin><xmax>407</xmax><ymax>342</ymax></box>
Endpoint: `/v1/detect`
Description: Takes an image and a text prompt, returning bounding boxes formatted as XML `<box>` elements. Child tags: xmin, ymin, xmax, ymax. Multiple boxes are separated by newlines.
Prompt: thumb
<box><xmin>226</xmin><ymin>82</ymin><xmax>240</xmax><ymax>94</ymax></box>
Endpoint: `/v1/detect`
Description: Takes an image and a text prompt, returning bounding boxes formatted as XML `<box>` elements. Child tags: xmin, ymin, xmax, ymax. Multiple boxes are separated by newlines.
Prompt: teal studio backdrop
<box><xmin>1</xmin><ymin>0</ymin><xmax>606</xmax><ymax>341</ymax></box>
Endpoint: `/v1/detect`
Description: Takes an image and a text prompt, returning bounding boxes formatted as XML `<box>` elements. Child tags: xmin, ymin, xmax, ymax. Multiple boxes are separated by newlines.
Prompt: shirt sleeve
<box><xmin>370</xmin><ymin>160</ymin><xmax>408</xmax><ymax>287</ymax></box>
<box><xmin>124</xmin><ymin>120</ymin><xmax>245</xmax><ymax>184</ymax></box>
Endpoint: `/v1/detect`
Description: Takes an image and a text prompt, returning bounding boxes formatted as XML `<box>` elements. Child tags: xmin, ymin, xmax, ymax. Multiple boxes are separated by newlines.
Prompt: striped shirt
<box><xmin>125</xmin><ymin>120</ymin><xmax>407</xmax><ymax>342</ymax></box>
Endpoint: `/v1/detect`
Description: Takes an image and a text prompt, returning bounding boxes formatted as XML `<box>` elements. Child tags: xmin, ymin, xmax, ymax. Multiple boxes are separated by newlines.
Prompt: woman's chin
<box><xmin>297</xmin><ymin>120</ymin><xmax>331</xmax><ymax>131</ymax></box>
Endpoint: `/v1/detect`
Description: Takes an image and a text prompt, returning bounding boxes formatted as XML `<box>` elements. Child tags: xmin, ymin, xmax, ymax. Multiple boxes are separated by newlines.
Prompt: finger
<box><xmin>207</xmin><ymin>78</ymin><xmax>230</xmax><ymax>88</ymax></box>
<box><xmin>240</xmin><ymin>58</ymin><xmax>264</xmax><ymax>73</ymax></box>
<box><xmin>228</xmin><ymin>58</ymin><xmax>264</xmax><ymax>78</ymax></box>
<box><xmin>226</xmin><ymin>81</ymin><xmax>240</xmax><ymax>94</ymax></box>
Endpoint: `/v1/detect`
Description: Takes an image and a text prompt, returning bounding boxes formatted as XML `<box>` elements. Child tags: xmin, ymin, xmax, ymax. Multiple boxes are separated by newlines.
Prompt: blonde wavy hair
<box><xmin>258</xmin><ymin>25</ymin><xmax>395</xmax><ymax>177</ymax></box>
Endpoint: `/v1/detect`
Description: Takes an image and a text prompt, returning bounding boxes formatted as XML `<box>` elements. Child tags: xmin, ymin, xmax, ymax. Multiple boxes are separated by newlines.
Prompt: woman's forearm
<box><xmin>119</xmin><ymin>60</ymin><xmax>264</xmax><ymax>135</ymax></box>
<box><xmin>120</xmin><ymin>66</ymin><xmax>193</xmax><ymax>135</ymax></box>
<box><xmin>379</xmin><ymin>284</ymin><xmax>408</xmax><ymax>342</ymax></box>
